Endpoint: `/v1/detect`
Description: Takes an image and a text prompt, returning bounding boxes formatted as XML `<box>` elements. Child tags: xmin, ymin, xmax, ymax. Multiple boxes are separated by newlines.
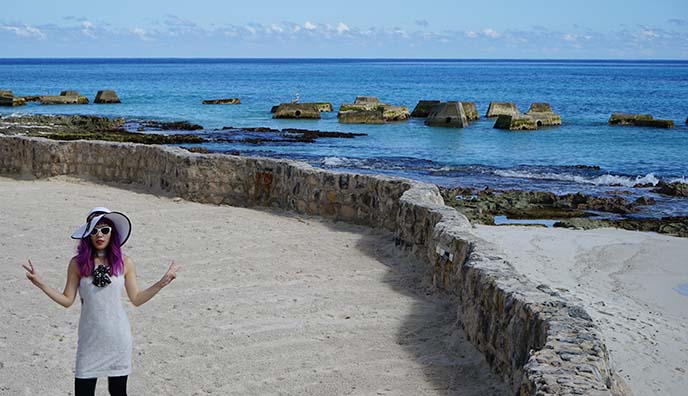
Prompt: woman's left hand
<box><xmin>158</xmin><ymin>261</ymin><xmax>180</xmax><ymax>288</ymax></box>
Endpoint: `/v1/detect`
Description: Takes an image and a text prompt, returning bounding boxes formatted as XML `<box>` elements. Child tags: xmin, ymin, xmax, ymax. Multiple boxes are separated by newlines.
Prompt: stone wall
<box><xmin>0</xmin><ymin>136</ymin><xmax>627</xmax><ymax>396</ymax></box>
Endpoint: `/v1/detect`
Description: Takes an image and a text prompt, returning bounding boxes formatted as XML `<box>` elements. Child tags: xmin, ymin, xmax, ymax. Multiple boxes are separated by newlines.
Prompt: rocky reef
<box><xmin>210</xmin><ymin>126</ymin><xmax>367</xmax><ymax>145</ymax></box>
<box><xmin>653</xmin><ymin>181</ymin><xmax>688</xmax><ymax>197</ymax></box>
<box><xmin>609</xmin><ymin>113</ymin><xmax>674</xmax><ymax>128</ymax></box>
<box><xmin>439</xmin><ymin>186</ymin><xmax>686</xmax><ymax>237</ymax></box>
<box><xmin>39</xmin><ymin>91</ymin><xmax>90</xmax><ymax>105</ymax></box>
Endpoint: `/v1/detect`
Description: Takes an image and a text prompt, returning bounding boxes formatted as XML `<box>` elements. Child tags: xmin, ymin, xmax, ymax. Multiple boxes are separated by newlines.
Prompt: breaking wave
<box><xmin>493</xmin><ymin>170</ymin><xmax>661</xmax><ymax>187</ymax></box>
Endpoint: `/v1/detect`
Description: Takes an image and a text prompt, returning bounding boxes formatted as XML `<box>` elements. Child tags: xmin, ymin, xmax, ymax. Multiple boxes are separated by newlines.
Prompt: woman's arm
<box><xmin>22</xmin><ymin>258</ymin><xmax>80</xmax><ymax>308</ymax></box>
<box><xmin>124</xmin><ymin>256</ymin><xmax>179</xmax><ymax>307</ymax></box>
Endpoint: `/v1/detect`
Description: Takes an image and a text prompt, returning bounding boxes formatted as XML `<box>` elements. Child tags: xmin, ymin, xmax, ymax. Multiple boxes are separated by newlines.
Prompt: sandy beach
<box><xmin>0</xmin><ymin>176</ymin><xmax>508</xmax><ymax>396</ymax></box>
<box><xmin>473</xmin><ymin>225</ymin><xmax>688</xmax><ymax>396</ymax></box>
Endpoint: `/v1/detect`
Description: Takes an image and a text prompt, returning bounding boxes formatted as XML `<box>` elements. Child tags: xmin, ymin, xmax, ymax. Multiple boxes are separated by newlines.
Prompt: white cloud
<box><xmin>336</xmin><ymin>22</ymin><xmax>349</xmax><ymax>34</ymax></box>
<box><xmin>482</xmin><ymin>28</ymin><xmax>500</xmax><ymax>38</ymax></box>
<box><xmin>129</xmin><ymin>27</ymin><xmax>150</xmax><ymax>40</ymax></box>
<box><xmin>1</xmin><ymin>24</ymin><xmax>46</xmax><ymax>39</ymax></box>
<box><xmin>304</xmin><ymin>21</ymin><xmax>317</xmax><ymax>31</ymax></box>
<box><xmin>81</xmin><ymin>21</ymin><xmax>96</xmax><ymax>38</ymax></box>
<box><xmin>465</xmin><ymin>30</ymin><xmax>478</xmax><ymax>39</ymax></box>
<box><xmin>640</xmin><ymin>29</ymin><xmax>658</xmax><ymax>39</ymax></box>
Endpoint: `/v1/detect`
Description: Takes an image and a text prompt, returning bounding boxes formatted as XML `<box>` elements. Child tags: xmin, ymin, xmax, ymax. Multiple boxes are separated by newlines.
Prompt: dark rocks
<box><xmin>485</xmin><ymin>102</ymin><xmax>520</xmax><ymax>118</ymax></box>
<box><xmin>203</xmin><ymin>98</ymin><xmax>241</xmax><ymax>105</ymax></box>
<box><xmin>94</xmin><ymin>90</ymin><xmax>121</xmax><ymax>104</ymax></box>
<box><xmin>60</xmin><ymin>90</ymin><xmax>80</xmax><ymax>97</ymax></box>
<box><xmin>43</xmin><ymin>130</ymin><xmax>206</xmax><ymax>144</ymax></box>
<box><xmin>440</xmin><ymin>187</ymin><xmax>653</xmax><ymax>225</ymax></box>
<box><xmin>140</xmin><ymin>120</ymin><xmax>203</xmax><ymax>130</ymax></box>
<box><xmin>273</xmin><ymin>103</ymin><xmax>321</xmax><ymax>119</ymax></box>
<box><xmin>609</xmin><ymin>113</ymin><xmax>674</xmax><ymax>128</ymax></box>
<box><xmin>425</xmin><ymin>102</ymin><xmax>469</xmax><ymax>128</ymax></box>
<box><xmin>211</xmin><ymin>127</ymin><xmax>367</xmax><ymax>144</ymax></box>
<box><xmin>338</xmin><ymin>97</ymin><xmax>409</xmax><ymax>124</ymax></box>
<box><xmin>272</xmin><ymin>102</ymin><xmax>333</xmax><ymax>113</ymax></box>
<box><xmin>495</xmin><ymin>103</ymin><xmax>562</xmax><ymax>130</ymax></box>
<box><xmin>411</xmin><ymin>100</ymin><xmax>441</xmax><ymax>117</ymax></box>
<box><xmin>653</xmin><ymin>181</ymin><xmax>688</xmax><ymax>197</ymax></box>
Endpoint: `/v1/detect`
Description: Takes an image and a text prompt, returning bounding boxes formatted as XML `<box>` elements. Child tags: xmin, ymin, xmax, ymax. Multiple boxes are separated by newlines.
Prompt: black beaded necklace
<box><xmin>92</xmin><ymin>251</ymin><xmax>111</xmax><ymax>287</ymax></box>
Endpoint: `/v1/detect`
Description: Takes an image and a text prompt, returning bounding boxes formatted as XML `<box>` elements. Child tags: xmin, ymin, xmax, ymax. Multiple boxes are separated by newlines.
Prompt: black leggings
<box><xmin>75</xmin><ymin>376</ymin><xmax>128</xmax><ymax>396</ymax></box>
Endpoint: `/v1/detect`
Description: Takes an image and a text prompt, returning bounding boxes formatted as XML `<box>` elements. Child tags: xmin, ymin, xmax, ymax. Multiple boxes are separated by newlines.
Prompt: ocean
<box><xmin>1</xmin><ymin>58</ymin><xmax>687</xmax><ymax>217</ymax></box>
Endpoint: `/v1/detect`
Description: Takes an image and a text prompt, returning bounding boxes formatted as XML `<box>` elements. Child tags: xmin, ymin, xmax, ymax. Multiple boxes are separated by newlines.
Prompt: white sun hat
<box><xmin>70</xmin><ymin>207</ymin><xmax>132</xmax><ymax>246</ymax></box>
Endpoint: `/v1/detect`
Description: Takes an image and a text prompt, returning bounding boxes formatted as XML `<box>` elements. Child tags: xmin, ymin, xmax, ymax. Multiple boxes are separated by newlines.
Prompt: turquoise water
<box><xmin>2</xmin><ymin>59</ymin><xmax>687</xmax><ymax>216</ymax></box>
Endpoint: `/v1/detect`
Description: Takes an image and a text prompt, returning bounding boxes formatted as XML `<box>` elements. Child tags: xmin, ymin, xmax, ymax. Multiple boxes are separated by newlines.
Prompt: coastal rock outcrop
<box><xmin>273</xmin><ymin>104</ymin><xmax>321</xmax><ymax>119</ymax></box>
<box><xmin>203</xmin><ymin>98</ymin><xmax>241</xmax><ymax>105</ymax></box>
<box><xmin>653</xmin><ymin>181</ymin><xmax>688</xmax><ymax>197</ymax></box>
<box><xmin>94</xmin><ymin>90</ymin><xmax>121</xmax><ymax>104</ymax></box>
<box><xmin>608</xmin><ymin>113</ymin><xmax>674</xmax><ymax>128</ymax></box>
<box><xmin>425</xmin><ymin>102</ymin><xmax>469</xmax><ymax>128</ymax></box>
<box><xmin>485</xmin><ymin>102</ymin><xmax>520</xmax><ymax>118</ymax></box>
<box><xmin>0</xmin><ymin>90</ymin><xmax>26</xmax><ymax>107</ymax></box>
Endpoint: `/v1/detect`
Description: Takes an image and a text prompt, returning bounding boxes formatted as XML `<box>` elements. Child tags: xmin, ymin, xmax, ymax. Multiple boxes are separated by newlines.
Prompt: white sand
<box><xmin>472</xmin><ymin>224</ymin><xmax>688</xmax><ymax>396</ymax></box>
<box><xmin>0</xmin><ymin>176</ymin><xmax>508</xmax><ymax>396</ymax></box>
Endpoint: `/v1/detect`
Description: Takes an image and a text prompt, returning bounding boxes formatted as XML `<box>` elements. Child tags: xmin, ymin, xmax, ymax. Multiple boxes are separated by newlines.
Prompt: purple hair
<box><xmin>75</xmin><ymin>218</ymin><xmax>125</xmax><ymax>277</ymax></box>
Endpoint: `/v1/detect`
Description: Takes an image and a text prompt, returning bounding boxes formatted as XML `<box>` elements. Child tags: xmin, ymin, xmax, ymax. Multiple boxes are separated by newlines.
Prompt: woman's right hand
<box><xmin>22</xmin><ymin>259</ymin><xmax>43</xmax><ymax>287</ymax></box>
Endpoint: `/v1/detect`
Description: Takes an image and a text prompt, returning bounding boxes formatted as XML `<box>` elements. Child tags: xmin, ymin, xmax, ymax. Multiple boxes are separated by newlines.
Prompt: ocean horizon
<box><xmin>2</xmin><ymin>57</ymin><xmax>687</xmax><ymax>218</ymax></box>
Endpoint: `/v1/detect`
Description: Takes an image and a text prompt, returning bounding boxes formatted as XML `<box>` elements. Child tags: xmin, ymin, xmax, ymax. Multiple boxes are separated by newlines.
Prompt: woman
<box><xmin>22</xmin><ymin>207</ymin><xmax>180</xmax><ymax>396</ymax></box>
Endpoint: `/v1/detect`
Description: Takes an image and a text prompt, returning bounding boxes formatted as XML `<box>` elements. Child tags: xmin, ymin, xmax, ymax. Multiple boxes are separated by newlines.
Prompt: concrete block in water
<box><xmin>411</xmin><ymin>100</ymin><xmax>441</xmax><ymax>117</ymax></box>
<box><xmin>0</xmin><ymin>90</ymin><xmax>27</xmax><ymax>107</ymax></box>
<box><xmin>609</xmin><ymin>113</ymin><xmax>674</xmax><ymax>128</ymax></box>
<box><xmin>94</xmin><ymin>90</ymin><xmax>121</xmax><ymax>104</ymax></box>
<box><xmin>60</xmin><ymin>90</ymin><xmax>80</xmax><ymax>97</ymax></box>
<box><xmin>354</xmin><ymin>96</ymin><xmax>380</xmax><ymax>105</ymax></box>
<box><xmin>203</xmin><ymin>98</ymin><xmax>241</xmax><ymax>105</ymax></box>
<box><xmin>272</xmin><ymin>103</ymin><xmax>321</xmax><ymax>119</ymax></box>
<box><xmin>39</xmin><ymin>95</ymin><xmax>89</xmax><ymax>105</ymax></box>
<box><xmin>527</xmin><ymin>112</ymin><xmax>562</xmax><ymax>127</ymax></box>
<box><xmin>380</xmin><ymin>105</ymin><xmax>410</xmax><ymax>121</ymax></box>
<box><xmin>338</xmin><ymin>109</ymin><xmax>385</xmax><ymax>124</ymax></box>
<box><xmin>494</xmin><ymin>115</ymin><xmax>537</xmax><ymax>130</ymax></box>
<box><xmin>485</xmin><ymin>101</ymin><xmax>520</xmax><ymax>118</ymax></box>
<box><xmin>608</xmin><ymin>113</ymin><xmax>653</xmax><ymax>125</ymax></box>
<box><xmin>462</xmin><ymin>102</ymin><xmax>480</xmax><ymax>121</ymax></box>
<box><xmin>425</xmin><ymin>102</ymin><xmax>469</xmax><ymax>128</ymax></box>
<box><xmin>526</xmin><ymin>102</ymin><xmax>553</xmax><ymax>113</ymax></box>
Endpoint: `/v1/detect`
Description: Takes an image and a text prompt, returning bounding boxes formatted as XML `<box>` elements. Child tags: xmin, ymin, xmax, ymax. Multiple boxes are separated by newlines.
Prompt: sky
<box><xmin>1</xmin><ymin>0</ymin><xmax>687</xmax><ymax>58</ymax></box>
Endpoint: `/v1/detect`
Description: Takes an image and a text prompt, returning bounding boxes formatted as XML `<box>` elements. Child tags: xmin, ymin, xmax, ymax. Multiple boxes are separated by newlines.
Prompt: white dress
<box><xmin>75</xmin><ymin>273</ymin><xmax>133</xmax><ymax>379</ymax></box>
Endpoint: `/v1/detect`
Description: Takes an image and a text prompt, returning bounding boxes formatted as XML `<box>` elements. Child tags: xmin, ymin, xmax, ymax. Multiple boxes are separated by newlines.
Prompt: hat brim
<box><xmin>71</xmin><ymin>212</ymin><xmax>132</xmax><ymax>246</ymax></box>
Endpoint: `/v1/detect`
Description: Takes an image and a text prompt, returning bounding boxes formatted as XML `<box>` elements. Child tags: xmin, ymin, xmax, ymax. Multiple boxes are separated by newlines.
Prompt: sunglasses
<box><xmin>90</xmin><ymin>226</ymin><xmax>112</xmax><ymax>236</ymax></box>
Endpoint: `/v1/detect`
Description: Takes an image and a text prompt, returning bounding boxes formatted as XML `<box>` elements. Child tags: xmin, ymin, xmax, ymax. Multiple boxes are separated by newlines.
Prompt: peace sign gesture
<box><xmin>22</xmin><ymin>259</ymin><xmax>43</xmax><ymax>288</ymax></box>
<box><xmin>158</xmin><ymin>261</ymin><xmax>180</xmax><ymax>288</ymax></box>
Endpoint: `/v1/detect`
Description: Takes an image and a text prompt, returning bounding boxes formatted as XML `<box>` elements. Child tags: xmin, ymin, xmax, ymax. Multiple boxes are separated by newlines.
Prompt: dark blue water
<box><xmin>2</xmin><ymin>58</ymin><xmax>688</xmax><ymax>216</ymax></box>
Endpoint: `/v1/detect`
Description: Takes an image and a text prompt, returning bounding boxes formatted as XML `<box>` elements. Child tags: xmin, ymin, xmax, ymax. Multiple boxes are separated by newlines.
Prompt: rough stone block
<box><xmin>632</xmin><ymin>119</ymin><xmax>675</xmax><ymax>128</ymax></box>
<box><xmin>203</xmin><ymin>98</ymin><xmax>241</xmax><ymax>105</ymax></box>
<box><xmin>39</xmin><ymin>95</ymin><xmax>89</xmax><ymax>105</ymax></box>
<box><xmin>608</xmin><ymin>113</ymin><xmax>653</xmax><ymax>125</ymax></box>
<box><xmin>94</xmin><ymin>90</ymin><xmax>121</xmax><ymax>104</ymax></box>
<box><xmin>462</xmin><ymin>102</ymin><xmax>480</xmax><ymax>121</ymax></box>
<box><xmin>425</xmin><ymin>101</ymin><xmax>469</xmax><ymax>128</ymax></box>
<box><xmin>527</xmin><ymin>103</ymin><xmax>553</xmax><ymax>113</ymax></box>
<box><xmin>380</xmin><ymin>105</ymin><xmax>410</xmax><ymax>121</ymax></box>
<box><xmin>60</xmin><ymin>90</ymin><xmax>80</xmax><ymax>97</ymax></box>
<box><xmin>486</xmin><ymin>102</ymin><xmax>521</xmax><ymax>118</ymax></box>
<box><xmin>272</xmin><ymin>103</ymin><xmax>321</xmax><ymax>119</ymax></box>
<box><xmin>411</xmin><ymin>100</ymin><xmax>441</xmax><ymax>117</ymax></box>
<box><xmin>0</xmin><ymin>96</ymin><xmax>26</xmax><ymax>107</ymax></box>
<box><xmin>494</xmin><ymin>115</ymin><xmax>537</xmax><ymax>130</ymax></box>
<box><xmin>354</xmin><ymin>96</ymin><xmax>380</xmax><ymax>105</ymax></box>
<box><xmin>338</xmin><ymin>109</ymin><xmax>385</xmax><ymax>124</ymax></box>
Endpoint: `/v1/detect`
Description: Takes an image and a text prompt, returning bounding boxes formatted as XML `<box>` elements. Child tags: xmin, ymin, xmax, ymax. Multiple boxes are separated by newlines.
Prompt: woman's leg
<box><xmin>74</xmin><ymin>377</ymin><xmax>97</xmax><ymax>396</ymax></box>
<box><xmin>107</xmin><ymin>375</ymin><xmax>128</xmax><ymax>396</ymax></box>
